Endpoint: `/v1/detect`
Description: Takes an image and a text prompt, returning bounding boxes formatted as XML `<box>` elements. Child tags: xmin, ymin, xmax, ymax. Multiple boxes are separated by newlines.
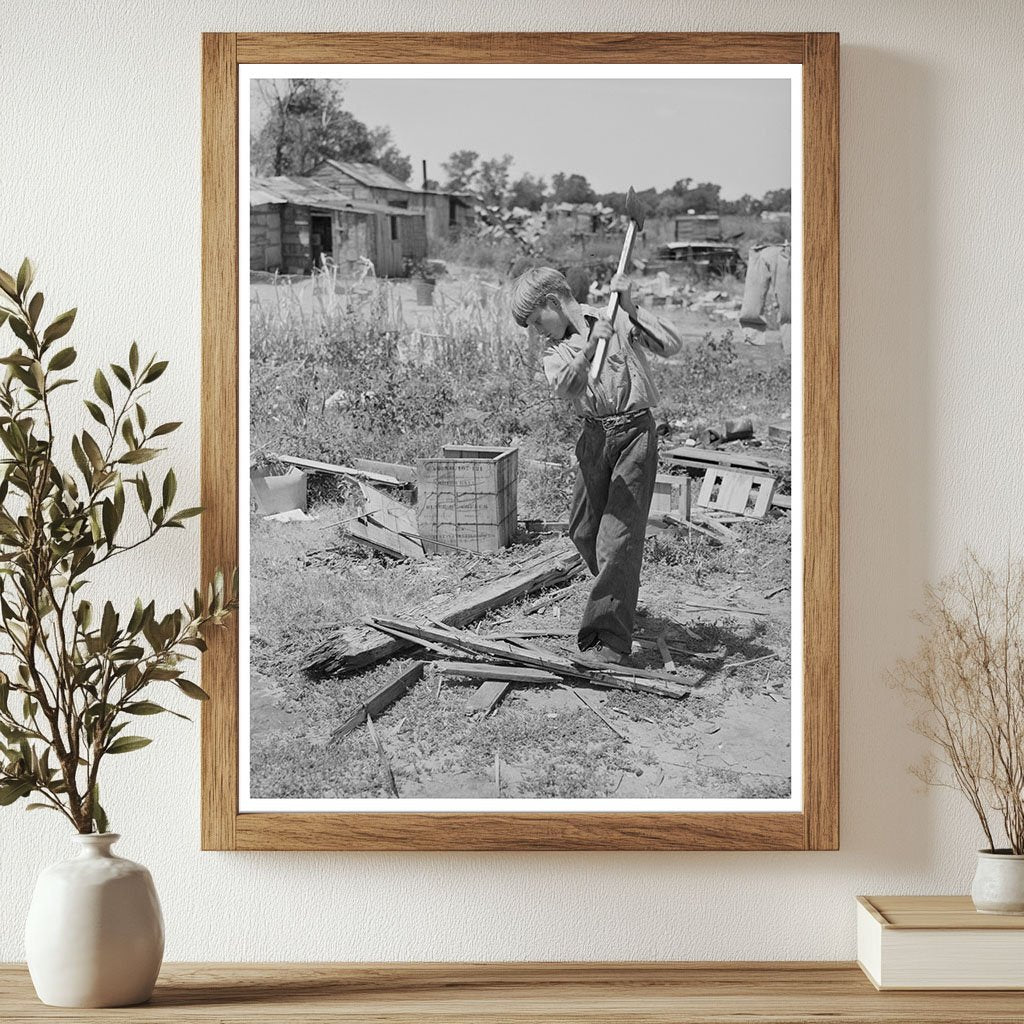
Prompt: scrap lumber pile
<box><xmin>304</xmin><ymin>546</ymin><xmax>584</xmax><ymax>676</ymax></box>
<box><xmin>276</xmin><ymin>447</ymin><xmax>521</xmax><ymax>559</ymax></box>
<box><xmin>370</xmin><ymin>618</ymin><xmax>694</xmax><ymax>702</ymax></box>
<box><xmin>345</xmin><ymin>481</ymin><xmax>425</xmax><ymax>561</ymax></box>
<box><xmin>654</xmin><ymin>437</ymin><xmax>792</xmax><ymax>543</ymax></box>
<box><xmin>327</xmin><ymin>619</ymin><xmax>694</xmax><ymax>747</ymax></box>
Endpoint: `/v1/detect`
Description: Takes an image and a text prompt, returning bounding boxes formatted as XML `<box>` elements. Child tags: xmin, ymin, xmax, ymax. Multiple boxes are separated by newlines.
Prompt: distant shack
<box><xmin>674</xmin><ymin>214</ymin><xmax>722</xmax><ymax>241</ymax></box>
<box><xmin>308</xmin><ymin>160</ymin><xmax>476</xmax><ymax>248</ymax></box>
<box><xmin>250</xmin><ymin>161</ymin><xmax>476</xmax><ymax>277</ymax></box>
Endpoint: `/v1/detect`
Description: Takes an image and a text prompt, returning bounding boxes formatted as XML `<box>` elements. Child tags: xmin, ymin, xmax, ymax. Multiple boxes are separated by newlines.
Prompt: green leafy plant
<box><xmin>0</xmin><ymin>259</ymin><xmax>236</xmax><ymax>833</ymax></box>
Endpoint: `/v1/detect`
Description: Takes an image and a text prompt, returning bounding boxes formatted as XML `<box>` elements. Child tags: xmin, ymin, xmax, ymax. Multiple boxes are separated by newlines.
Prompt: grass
<box><xmin>247</xmin><ymin>256</ymin><xmax>794</xmax><ymax>801</ymax></box>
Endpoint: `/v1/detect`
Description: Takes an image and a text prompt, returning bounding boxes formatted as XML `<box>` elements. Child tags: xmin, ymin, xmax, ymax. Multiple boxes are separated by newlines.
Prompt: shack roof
<box><xmin>313</xmin><ymin>159</ymin><xmax>476</xmax><ymax>205</ymax></box>
<box><xmin>320</xmin><ymin>160</ymin><xmax>419</xmax><ymax>193</ymax></box>
<box><xmin>249</xmin><ymin>176</ymin><xmax>424</xmax><ymax>216</ymax></box>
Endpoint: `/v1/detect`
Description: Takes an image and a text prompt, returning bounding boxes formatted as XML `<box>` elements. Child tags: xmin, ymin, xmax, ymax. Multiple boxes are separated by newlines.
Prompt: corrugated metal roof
<box><xmin>249</xmin><ymin>176</ymin><xmax>423</xmax><ymax>216</ymax></box>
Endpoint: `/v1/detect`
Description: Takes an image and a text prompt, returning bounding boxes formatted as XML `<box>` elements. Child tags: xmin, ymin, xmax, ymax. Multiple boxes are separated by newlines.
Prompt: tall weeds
<box><xmin>249</xmin><ymin>269</ymin><xmax>576</xmax><ymax>468</ymax></box>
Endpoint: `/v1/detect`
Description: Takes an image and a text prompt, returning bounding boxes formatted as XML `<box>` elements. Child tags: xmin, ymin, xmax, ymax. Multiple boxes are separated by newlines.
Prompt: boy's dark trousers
<box><xmin>569</xmin><ymin>408</ymin><xmax>658</xmax><ymax>656</ymax></box>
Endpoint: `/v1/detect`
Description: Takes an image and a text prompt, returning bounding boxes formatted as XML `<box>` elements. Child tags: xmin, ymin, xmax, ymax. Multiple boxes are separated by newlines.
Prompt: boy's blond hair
<box><xmin>510</xmin><ymin>267</ymin><xmax>574</xmax><ymax>327</ymax></box>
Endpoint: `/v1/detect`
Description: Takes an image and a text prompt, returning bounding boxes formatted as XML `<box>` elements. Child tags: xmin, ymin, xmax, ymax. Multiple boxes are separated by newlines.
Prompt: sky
<box><xmin>251</xmin><ymin>77</ymin><xmax>792</xmax><ymax>199</ymax></box>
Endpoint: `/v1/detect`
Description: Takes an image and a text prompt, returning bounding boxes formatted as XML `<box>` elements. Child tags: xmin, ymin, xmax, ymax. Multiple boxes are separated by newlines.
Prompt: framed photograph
<box><xmin>201</xmin><ymin>32</ymin><xmax>838</xmax><ymax>851</ymax></box>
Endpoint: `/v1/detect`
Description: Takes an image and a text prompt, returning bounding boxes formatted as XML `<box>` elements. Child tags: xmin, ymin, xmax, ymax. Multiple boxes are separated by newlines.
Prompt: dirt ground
<box><xmin>247</xmin><ymin>269</ymin><xmax>793</xmax><ymax>802</ymax></box>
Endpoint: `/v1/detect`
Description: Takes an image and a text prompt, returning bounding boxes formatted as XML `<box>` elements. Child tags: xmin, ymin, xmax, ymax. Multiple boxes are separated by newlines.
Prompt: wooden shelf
<box><xmin>3</xmin><ymin>962</ymin><xmax>1024</xmax><ymax>1022</ymax></box>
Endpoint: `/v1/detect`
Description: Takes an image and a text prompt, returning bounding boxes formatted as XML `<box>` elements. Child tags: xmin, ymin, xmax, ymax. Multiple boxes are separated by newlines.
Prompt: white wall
<box><xmin>2</xmin><ymin>0</ymin><xmax>1022</xmax><ymax>961</ymax></box>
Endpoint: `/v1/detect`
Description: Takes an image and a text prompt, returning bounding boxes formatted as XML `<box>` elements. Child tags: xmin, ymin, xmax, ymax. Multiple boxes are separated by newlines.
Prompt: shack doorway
<box><xmin>310</xmin><ymin>214</ymin><xmax>333</xmax><ymax>269</ymax></box>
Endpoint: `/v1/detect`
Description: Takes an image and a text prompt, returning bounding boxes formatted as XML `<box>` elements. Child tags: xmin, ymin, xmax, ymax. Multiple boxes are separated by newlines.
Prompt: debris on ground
<box><xmin>369</xmin><ymin>618</ymin><xmax>695</xmax><ymax>700</ymax></box>
<box><xmin>278</xmin><ymin>454</ymin><xmax>416</xmax><ymax>492</ymax></box>
<box><xmin>263</xmin><ymin>508</ymin><xmax>316</xmax><ymax>524</ymax></box>
<box><xmin>304</xmin><ymin>546</ymin><xmax>583</xmax><ymax>676</ymax></box>
<box><xmin>251</xmin><ymin>466</ymin><xmax>307</xmax><ymax>515</ymax></box>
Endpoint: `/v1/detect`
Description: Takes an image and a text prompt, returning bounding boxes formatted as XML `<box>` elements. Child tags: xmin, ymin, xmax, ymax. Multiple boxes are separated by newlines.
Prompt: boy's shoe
<box><xmin>575</xmin><ymin>640</ymin><xmax>632</xmax><ymax>669</ymax></box>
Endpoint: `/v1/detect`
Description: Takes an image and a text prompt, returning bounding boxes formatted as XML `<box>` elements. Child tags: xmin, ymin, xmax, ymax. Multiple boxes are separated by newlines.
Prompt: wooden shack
<box><xmin>249</xmin><ymin>176</ymin><xmax>427</xmax><ymax>277</ymax></box>
<box><xmin>308</xmin><ymin>160</ymin><xmax>476</xmax><ymax>245</ymax></box>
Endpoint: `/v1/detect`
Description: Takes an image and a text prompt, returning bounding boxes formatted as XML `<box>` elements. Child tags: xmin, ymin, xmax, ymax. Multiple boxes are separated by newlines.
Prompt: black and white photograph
<box><xmin>242</xmin><ymin>66</ymin><xmax>801</xmax><ymax>811</ymax></box>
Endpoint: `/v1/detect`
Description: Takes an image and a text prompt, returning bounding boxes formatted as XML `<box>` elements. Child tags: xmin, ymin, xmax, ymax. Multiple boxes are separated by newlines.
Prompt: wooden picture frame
<box><xmin>201</xmin><ymin>32</ymin><xmax>839</xmax><ymax>851</ymax></box>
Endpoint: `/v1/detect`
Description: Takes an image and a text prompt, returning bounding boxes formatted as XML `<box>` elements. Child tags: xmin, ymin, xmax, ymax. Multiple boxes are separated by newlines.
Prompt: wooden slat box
<box><xmin>416</xmin><ymin>445</ymin><xmax>518</xmax><ymax>554</ymax></box>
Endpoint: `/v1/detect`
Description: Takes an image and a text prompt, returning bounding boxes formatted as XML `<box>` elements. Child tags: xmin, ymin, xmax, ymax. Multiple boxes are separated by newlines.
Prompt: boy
<box><xmin>511</xmin><ymin>267</ymin><xmax>682</xmax><ymax>666</ymax></box>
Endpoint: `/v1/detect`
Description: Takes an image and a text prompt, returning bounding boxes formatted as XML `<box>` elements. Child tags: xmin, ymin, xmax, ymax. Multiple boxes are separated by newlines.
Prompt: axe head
<box><xmin>623</xmin><ymin>186</ymin><xmax>646</xmax><ymax>229</ymax></box>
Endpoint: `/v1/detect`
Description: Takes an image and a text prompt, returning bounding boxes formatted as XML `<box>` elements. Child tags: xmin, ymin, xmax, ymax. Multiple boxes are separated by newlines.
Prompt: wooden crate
<box><xmin>650</xmin><ymin>473</ymin><xmax>690</xmax><ymax>521</ymax></box>
<box><xmin>696</xmin><ymin>467</ymin><xmax>776</xmax><ymax>518</ymax></box>
<box><xmin>416</xmin><ymin>445</ymin><xmax>518</xmax><ymax>554</ymax></box>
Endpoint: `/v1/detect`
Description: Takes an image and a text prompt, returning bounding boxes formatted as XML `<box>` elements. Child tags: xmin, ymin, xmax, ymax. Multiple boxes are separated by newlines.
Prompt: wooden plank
<box><xmin>305</xmin><ymin>548</ymin><xmax>583</xmax><ymax>675</ymax></box>
<box><xmin>436</xmin><ymin>661</ymin><xmax>564</xmax><ymax>686</ymax></box>
<box><xmin>751</xmin><ymin>476</ymin><xmax>778</xmax><ymax>518</ymax></box>
<box><xmin>662</xmin><ymin>512</ymin><xmax>735</xmax><ymax>545</ymax></box>
<box><xmin>684</xmin><ymin>599</ymin><xmax>769</xmax><ymax>618</ymax></box>
<box><xmin>523</xmin><ymin>582</ymin><xmax>577</xmax><ymax>615</ymax></box>
<box><xmin>9</xmin><ymin>960</ymin><xmax>1024</xmax><ymax>1021</ymax></box>
<box><xmin>466</xmin><ymin>679</ymin><xmax>511</xmax><ymax>715</ymax></box>
<box><xmin>662</xmin><ymin>445</ymin><xmax>774</xmax><ymax>472</ymax></box>
<box><xmin>345</xmin><ymin>515</ymin><xmax>425</xmax><ymax>561</ymax></box>
<box><xmin>802</xmin><ymin>29</ymin><xmax>841</xmax><ymax>853</ymax></box>
<box><xmin>356</xmin><ymin>481</ymin><xmax>422</xmax><ymax>550</ymax></box>
<box><xmin>278</xmin><ymin>454</ymin><xmax>413</xmax><ymax>488</ymax></box>
<box><xmin>199</xmin><ymin>31</ymin><xmax>238</xmax><ymax>853</ymax></box>
<box><xmin>330</xmin><ymin>662</ymin><xmax>425</xmax><ymax>744</ymax></box>
<box><xmin>521</xmin><ymin>519</ymin><xmax>570</xmax><ymax>534</ymax></box>
<box><xmin>365</xmin><ymin>712</ymin><xmax>399</xmax><ymax>797</ymax></box>
<box><xmin>564</xmin><ymin>685</ymin><xmax>631</xmax><ymax>741</ymax></box>
<box><xmin>656</xmin><ymin>635</ymin><xmax>676</xmax><ymax>673</ymax></box>
<box><xmin>236</xmin><ymin>32</ymin><xmax>809</xmax><ymax>64</ymax></box>
<box><xmin>481</xmin><ymin>628</ymin><xmax>578</xmax><ymax>640</ymax></box>
<box><xmin>373</xmin><ymin>619</ymin><xmax>694</xmax><ymax>700</ymax></box>
<box><xmin>351</xmin><ymin>457</ymin><xmax>418</xmax><ymax>485</ymax></box>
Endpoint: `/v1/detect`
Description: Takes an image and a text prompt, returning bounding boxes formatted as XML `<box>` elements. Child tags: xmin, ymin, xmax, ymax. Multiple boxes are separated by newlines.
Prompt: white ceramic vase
<box><xmin>971</xmin><ymin>850</ymin><xmax>1024</xmax><ymax>915</ymax></box>
<box><xmin>25</xmin><ymin>833</ymin><xmax>164</xmax><ymax>1007</ymax></box>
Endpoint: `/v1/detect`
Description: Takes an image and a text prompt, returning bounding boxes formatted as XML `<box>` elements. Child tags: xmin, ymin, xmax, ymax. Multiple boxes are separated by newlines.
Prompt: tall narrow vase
<box><xmin>25</xmin><ymin>833</ymin><xmax>164</xmax><ymax>1007</ymax></box>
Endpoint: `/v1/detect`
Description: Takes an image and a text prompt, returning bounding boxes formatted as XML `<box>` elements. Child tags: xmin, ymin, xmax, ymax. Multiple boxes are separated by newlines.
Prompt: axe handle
<box><xmin>588</xmin><ymin>219</ymin><xmax>640</xmax><ymax>385</ymax></box>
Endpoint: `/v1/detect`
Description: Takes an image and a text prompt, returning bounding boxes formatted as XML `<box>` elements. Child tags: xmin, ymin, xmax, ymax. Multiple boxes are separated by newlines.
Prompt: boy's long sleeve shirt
<box><xmin>541</xmin><ymin>304</ymin><xmax>682</xmax><ymax>418</ymax></box>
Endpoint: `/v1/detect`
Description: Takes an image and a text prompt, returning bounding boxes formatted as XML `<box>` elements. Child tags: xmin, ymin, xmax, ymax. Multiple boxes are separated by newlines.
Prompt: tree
<box><xmin>369</xmin><ymin>126</ymin><xmax>412</xmax><ymax>183</ymax></box>
<box><xmin>509</xmin><ymin>173</ymin><xmax>546</xmax><ymax>211</ymax></box>
<box><xmin>441</xmin><ymin>150</ymin><xmax>480</xmax><ymax>191</ymax></box>
<box><xmin>551</xmin><ymin>172</ymin><xmax>596</xmax><ymax>204</ymax></box>
<box><xmin>596</xmin><ymin>191</ymin><xmax>627</xmax><ymax>215</ymax></box>
<box><xmin>251</xmin><ymin>79</ymin><xmax>412</xmax><ymax>179</ymax></box>
<box><xmin>476</xmin><ymin>154</ymin><xmax>514</xmax><ymax>207</ymax></box>
<box><xmin>762</xmin><ymin>188</ymin><xmax>791</xmax><ymax>212</ymax></box>
<box><xmin>655</xmin><ymin>194</ymin><xmax>691</xmax><ymax>217</ymax></box>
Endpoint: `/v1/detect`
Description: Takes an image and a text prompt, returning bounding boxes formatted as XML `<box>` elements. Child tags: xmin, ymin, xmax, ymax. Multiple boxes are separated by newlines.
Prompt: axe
<box><xmin>588</xmin><ymin>186</ymin><xmax>646</xmax><ymax>384</ymax></box>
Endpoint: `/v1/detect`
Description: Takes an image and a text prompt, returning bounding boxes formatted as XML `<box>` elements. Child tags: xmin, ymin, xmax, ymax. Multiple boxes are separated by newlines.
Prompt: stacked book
<box><xmin>857</xmin><ymin>895</ymin><xmax>1024</xmax><ymax>989</ymax></box>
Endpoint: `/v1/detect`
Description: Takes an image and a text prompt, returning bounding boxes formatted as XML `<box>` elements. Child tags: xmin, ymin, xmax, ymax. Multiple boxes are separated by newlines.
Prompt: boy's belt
<box><xmin>583</xmin><ymin>407</ymin><xmax>653</xmax><ymax>430</ymax></box>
